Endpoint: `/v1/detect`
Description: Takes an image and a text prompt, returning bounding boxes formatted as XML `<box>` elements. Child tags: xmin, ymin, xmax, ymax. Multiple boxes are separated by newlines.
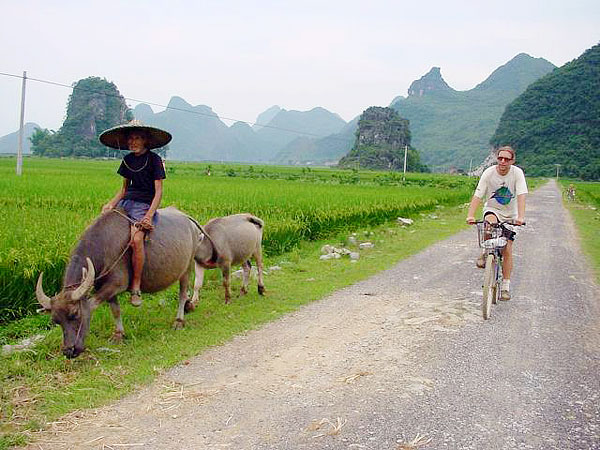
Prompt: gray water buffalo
<box><xmin>36</xmin><ymin>207</ymin><xmax>204</xmax><ymax>358</ymax></box>
<box><xmin>189</xmin><ymin>213</ymin><xmax>265</xmax><ymax>306</ymax></box>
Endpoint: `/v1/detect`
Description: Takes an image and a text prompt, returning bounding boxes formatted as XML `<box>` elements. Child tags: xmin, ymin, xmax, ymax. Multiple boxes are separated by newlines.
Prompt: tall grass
<box><xmin>1</xmin><ymin>158</ymin><xmax>475</xmax><ymax>322</ymax></box>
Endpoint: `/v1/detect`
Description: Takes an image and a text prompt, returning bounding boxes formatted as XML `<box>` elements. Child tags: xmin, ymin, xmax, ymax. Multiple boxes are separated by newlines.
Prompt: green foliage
<box><xmin>339</xmin><ymin>106</ymin><xmax>428</xmax><ymax>172</ymax></box>
<box><xmin>340</xmin><ymin>145</ymin><xmax>428</xmax><ymax>172</ymax></box>
<box><xmin>30</xmin><ymin>77</ymin><xmax>133</xmax><ymax>158</ymax></box>
<box><xmin>491</xmin><ymin>44</ymin><xmax>600</xmax><ymax>180</ymax></box>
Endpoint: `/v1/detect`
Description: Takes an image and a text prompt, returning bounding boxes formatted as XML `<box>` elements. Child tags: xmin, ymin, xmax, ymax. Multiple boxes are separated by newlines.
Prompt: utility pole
<box><xmin>16</xmin><ymin>71</ymin><xmax>27</xmax><ymax>176</ymax></box>
<box><xmin>469</xmin><ymin>158</ymin><xmax>473</xmax><ymax>176</ymax></box>
<box><xmin>403</xmin><ymin>145</ymin><xmax>408</xmax><ymax>181</ymax></box>
<box><xmin>555</xmin><ymin>164</ymin><xmax>561</xmax><ymax>180</ymax></box>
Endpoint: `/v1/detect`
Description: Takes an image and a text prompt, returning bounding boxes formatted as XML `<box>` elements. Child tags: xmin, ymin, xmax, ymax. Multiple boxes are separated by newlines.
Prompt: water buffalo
<box><xmin>36</xmin><ymin>206</ymin><xmax>204</xmax><ymax>358</ymax></box>
<box><xmin>189</xmin><ymin>213</ymin><xmax>265</xmax><ymax>307</ymax></box>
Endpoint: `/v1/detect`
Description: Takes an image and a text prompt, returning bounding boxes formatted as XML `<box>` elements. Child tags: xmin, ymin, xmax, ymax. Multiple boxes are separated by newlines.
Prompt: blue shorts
<box><xmin>117</xmin><ymin>199</ymin><xmax>158</xmax><ymax>224</ymax></box>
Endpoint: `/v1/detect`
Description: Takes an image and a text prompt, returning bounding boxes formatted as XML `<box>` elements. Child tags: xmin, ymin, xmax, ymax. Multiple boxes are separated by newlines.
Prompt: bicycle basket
<box><xmin>482</xmin><ymin>236</ymin><xmax>507</xmax><ymax>249</ymax></box>
<box><xmin>476</xmin><ymin>222</ymin><xmax>505</xmax><ymax>249</ymax></box>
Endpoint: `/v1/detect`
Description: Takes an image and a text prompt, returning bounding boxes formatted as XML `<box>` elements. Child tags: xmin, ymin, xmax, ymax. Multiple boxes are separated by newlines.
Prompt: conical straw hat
<box><xmin>99</xmin><ymin>120</ymin><xmax>172</xmax><ymax>150</ymax></box>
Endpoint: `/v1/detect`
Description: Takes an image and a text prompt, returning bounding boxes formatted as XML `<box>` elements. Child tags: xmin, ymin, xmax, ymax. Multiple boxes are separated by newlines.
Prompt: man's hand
<box><xmin>514</xmin><ymin>217</ymin><xmax>525</xmax><ymax>226</ymax></box>
<box><xmin>139</xmin><ymin>215</ymin><xmax>154</xmax><ymax>231</ymax></box>
<box><xmin>102</xmin><ymin>203</ymin><xmax>114</xmax><ymax>214</ymax></box>
<box><xmin>466</xmin><ymin>216</ymin><xmax>476</xmax><ymax>225</ymax></box>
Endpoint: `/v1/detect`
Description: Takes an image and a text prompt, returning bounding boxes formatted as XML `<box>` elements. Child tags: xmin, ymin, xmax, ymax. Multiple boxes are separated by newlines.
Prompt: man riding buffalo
<box><xmin>100</xmin><ymin>120</ymin><xmax>171</xmax><ymax>307</ymax></box>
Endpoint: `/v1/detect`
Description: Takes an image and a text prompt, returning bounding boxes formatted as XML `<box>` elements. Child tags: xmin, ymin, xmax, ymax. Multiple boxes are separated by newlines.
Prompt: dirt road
<box><xmin>28</xmin><ymin>180</ymin><xmax>600</xmax><ymax>449</ymax></box>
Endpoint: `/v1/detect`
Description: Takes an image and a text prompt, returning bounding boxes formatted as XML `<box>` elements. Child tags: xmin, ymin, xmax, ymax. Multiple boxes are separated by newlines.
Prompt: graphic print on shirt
<box><xmin>491</xmin><ymin>184</ymin><xmax>514</xmax><ymax>205</ymax></box>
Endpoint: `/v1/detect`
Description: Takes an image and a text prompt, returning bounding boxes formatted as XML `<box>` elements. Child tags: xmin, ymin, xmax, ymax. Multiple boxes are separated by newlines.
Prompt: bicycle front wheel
<box><xmin>482</xmin><ymin>254</ymin><xmax>495</xmax><ymax>320</ymax></box>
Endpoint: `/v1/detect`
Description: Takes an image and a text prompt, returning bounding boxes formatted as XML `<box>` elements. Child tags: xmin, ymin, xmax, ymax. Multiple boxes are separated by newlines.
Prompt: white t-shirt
<box><xmin>474</xmin><ymin>165</ymin><xmax>528</xmax><ymax>221</ymax></box>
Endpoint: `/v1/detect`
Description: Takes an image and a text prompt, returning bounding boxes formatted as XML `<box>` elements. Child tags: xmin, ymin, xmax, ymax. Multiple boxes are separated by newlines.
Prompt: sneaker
<box><xmin>500</xmin><ymin>290</ymin><xmax>511</xmax><ymax>301</ymax></box>
<box><xmin>476</xmin><ymin>255</ymin><xmax>486</xmax><ymax>269</ymax></box>
<box><xmin>130</xmin><ymin>290</ymin><xmax>142</xmax><ymax>307</ymax></box>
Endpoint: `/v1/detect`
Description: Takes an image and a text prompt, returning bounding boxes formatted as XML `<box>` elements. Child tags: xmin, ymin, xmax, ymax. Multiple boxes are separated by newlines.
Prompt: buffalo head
<box><xmin>36</xmin><ymin>258</ymin><xmax>97</xmax><ymax>358</ymax></box>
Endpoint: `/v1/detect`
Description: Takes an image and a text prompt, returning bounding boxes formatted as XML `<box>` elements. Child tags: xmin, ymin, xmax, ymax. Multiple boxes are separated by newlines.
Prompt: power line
<box><xmin>0</xmin><ymin>71</ymin><xmax>355</xmax><ymax>143</ymax></box>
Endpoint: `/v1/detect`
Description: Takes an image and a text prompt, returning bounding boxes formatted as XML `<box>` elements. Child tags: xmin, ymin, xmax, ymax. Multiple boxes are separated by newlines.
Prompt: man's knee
<box><xmin>130</xmin><ymin>229</ymin><xmax>145</xmax><ymax>249</ymax></box>
<box><xmin>483</xmin><ymin>212</ymin><xmax>498</xmax><ymax>223</ymax></box>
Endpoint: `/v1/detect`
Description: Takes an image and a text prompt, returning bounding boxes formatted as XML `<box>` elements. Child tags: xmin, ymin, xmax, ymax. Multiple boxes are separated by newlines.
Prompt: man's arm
<box><xmin>516</xmin><ymin>193</ymin><xmax>526</xmax><ymax>225</ymax></box>
<box><xmin>140</xmin><ymin>179</ymin><xmax>163</xmax><ymax>229</ymax></box>
<box><xmin>466</xmin><ymin>195</ymin><xmax>482</xmax><ymax>224</ymax></box>
<box><xmin>102</xmin><ymin>179</ymin><xmax>128</xmax><ymax>213</ymax></box>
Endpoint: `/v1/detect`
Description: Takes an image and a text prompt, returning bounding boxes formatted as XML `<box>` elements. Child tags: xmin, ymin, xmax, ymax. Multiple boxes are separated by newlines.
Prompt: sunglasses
<box><xmin>497</xmin><ymin>156</ymin><xmax>513</xmax><ymax>162</ymax></box>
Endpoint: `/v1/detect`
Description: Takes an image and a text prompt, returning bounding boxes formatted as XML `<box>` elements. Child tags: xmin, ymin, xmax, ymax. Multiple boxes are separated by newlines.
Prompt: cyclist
<box><xmin>567</xmin><ymin>184</ymin><xmax>576</xmax><ymax>201</ymax></box>
<box><xmin>466</xmin><ymin>146</ymin><xmax>527</xmax><ymax>301</ymax></box>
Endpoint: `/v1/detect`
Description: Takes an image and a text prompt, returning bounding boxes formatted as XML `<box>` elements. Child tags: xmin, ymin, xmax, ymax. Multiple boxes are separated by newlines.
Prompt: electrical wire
<box><xmin>0</xmin><ymin>71</ymin><xmax>355</xmax><ymax>142</ymax></box>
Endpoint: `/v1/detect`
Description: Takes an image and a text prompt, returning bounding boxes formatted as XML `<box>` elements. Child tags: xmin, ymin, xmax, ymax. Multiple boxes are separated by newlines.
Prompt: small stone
<box><xmin>321</xmin><ymin>244</ymin><xmax>334</xmax><ymax>255</ymax></box>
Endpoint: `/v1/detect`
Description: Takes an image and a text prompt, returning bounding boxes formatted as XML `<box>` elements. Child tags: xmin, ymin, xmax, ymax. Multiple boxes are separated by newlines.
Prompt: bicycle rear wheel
<box><xmin>493</xmin><ymin>257</ymin><xmax>503</xmax><ymax>304</ymax></box>
<box><xmin>482</xmin><ymin>254</ymin><xmax>495</xmax><ymax>320</ymax></box>
<box><xmin>491</xmin><ymin>257</ymin><xmax>499</xmax><ymax>305</ymax></box>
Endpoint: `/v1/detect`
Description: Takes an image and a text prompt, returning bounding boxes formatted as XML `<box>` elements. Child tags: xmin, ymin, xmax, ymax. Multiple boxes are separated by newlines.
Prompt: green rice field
<box><xmin>1</xmin><ymin>157</ymin><xmax>476</xmax><ymax>323</ymax></box>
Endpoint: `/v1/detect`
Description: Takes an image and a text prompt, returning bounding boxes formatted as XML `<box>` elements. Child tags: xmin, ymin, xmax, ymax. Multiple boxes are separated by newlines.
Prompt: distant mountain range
<box><xmin>133</xmin><ymin>98</ymin><xmax>347</xmax><ymax>163</ymax></box>
<box><xmin>0</xmin><ymin>123</ymin><xmax>39</xmax><ymax>154</ymax></box>
<box><xmin>1</xmin><ymin>53</ymin><xmax>560</xmax><ymax>168</ymax></box>
<box><xmin>390</xmin><ymin>53</ymin><xmax>556</xmax><ymax>170</ymax></box>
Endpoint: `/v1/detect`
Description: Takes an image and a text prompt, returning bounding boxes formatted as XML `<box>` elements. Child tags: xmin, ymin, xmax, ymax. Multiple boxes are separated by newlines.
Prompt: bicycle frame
<box><xmin>476</xmin><ymin>220</ymin><xmax>509</xmax><ymax>319</ymax></box>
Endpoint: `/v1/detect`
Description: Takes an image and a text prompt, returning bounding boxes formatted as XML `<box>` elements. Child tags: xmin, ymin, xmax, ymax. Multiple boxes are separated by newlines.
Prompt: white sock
<box><xmin>502</xmin><ymin>279</ymin><xmax>510</xmax><ymax>291</ymax></box>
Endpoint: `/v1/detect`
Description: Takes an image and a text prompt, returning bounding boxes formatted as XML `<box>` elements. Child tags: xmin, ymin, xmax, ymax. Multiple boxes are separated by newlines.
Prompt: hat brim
<box><xmin>99</xmin><ymin>124</ymin><xmax>172</xmax><ymax>150</ymax></box>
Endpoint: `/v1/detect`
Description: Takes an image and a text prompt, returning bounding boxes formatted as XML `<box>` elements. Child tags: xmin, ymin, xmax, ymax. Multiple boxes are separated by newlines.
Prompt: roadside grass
<box><xmin>561</xmin><ymin>181</ymin><xmax>600</xmax><ymax>283</ymax></box>
<box><xmin>1</xmin><ymin>203</ymin><xmax>469</xmax><ymax>448</ymax></box>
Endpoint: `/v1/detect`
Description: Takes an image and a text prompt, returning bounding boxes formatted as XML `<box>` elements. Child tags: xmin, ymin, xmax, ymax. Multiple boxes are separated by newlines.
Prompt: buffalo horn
<box><xmin>72</xmin><ymin>258</ymin><xmax>95</xmax><ymax>301</ymax></box>
<box><xmin>36</xmin><ymin>272</ymin><xmax>52</xmax><ymax>311</ymax></box>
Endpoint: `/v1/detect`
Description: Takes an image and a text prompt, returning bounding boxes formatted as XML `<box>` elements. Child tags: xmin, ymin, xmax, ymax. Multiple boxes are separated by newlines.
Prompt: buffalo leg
<box><xmin>255</xmin><ymin>248</ymin><xmax>266</xmax><ymax>296</ymax></box>
<box><xmin>107</xmin><ymin>297</ymin><xmax>125</xmax><ymax>342</ymax></box>
<box><xmin>241</xmin><ymin>260</ymin><xmax>251</xmax><ymax>295</ymax></box>
<box><xmin>174</xmin><ymin>272</ymin><xmax>190</xmax><ymax>330</ymax></box>
<box><xmin>91</xmin><ymin>280</ymin><xmax>128</xmax><ymax>341</ymax></box>
<box><xmin>222</xmin><ymin>265</ymin><xmax>231</xmax><ymax>304</ymax></box>
<box><xmin>190</xmin><ymin>261</ymin><xmax>205</xmax><ymax>307</ymax></box>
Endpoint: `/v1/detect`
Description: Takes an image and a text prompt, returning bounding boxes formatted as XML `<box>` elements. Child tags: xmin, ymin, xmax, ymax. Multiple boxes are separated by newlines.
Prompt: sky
<box><xmin>0</xmin><ymin>0</ymin><xmax>598</xmax><ymax>137</ymax></box>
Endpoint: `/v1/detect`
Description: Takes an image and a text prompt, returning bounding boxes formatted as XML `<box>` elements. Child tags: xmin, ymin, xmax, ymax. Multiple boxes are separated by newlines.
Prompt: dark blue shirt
<box><xmin>117</xmin><ymin>151</ymin><xmax>166</xmax><ymax>204</ymax></box>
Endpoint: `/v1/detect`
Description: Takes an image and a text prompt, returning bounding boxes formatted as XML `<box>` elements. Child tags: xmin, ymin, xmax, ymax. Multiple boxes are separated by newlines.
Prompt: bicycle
<box><xmin>474</xmin><ymin>220</ymin><xmax>524</xmax><ymax>320</ymax></box>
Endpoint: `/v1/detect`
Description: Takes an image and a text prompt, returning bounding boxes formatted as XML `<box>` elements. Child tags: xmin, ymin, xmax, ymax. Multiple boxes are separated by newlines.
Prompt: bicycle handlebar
<box><xmin>471</xmin><ymin>220</ymin><xmax>526</xmax><ymax>226</ymax></box>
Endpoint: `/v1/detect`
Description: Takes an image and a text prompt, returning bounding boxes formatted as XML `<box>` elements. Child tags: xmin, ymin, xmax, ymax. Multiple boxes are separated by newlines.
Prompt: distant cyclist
<box><xmin>567</xmin><ymin>184</ymin><xmax>576</xmax><ymax>201</ymax></box>
<box><xmin>466</xmin><ymin>146</ymin><xmax>528</xmax><ymax>300</ymax></box>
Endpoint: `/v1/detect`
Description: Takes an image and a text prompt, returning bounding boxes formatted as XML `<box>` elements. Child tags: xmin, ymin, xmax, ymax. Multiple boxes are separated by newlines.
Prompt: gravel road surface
<box><xmin>28</xmin><ymin>180</ymin><xmax>600</xmax><ymax>449</ymax></box>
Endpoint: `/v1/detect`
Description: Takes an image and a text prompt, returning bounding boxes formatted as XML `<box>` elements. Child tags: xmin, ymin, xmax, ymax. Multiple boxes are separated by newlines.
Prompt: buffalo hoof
<box><xmin>184</xmin><ymin>300</ymin><xmax>196</xmax><ymax>313</ymax></box>
<box><xmin>173</xmin><ymin>318</ymin><xmax>185</xmax><ymax>330</ymax></box>
<box><xmin>258</xmin><ymin>285</ymin><xmax>266</xmax><ymax>296</ymax></box>
<box><xmin>111</xmin><ymin>331</ymin><xmax>125</xmax><ymax>343</ymax></box>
